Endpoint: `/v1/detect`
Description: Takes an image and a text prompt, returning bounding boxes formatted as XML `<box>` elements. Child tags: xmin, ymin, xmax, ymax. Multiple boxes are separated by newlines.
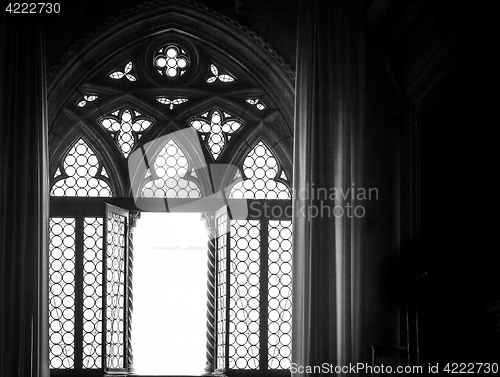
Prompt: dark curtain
<box><xmin>0</xmin><ymin>11</ymin><xmax>50</xmax><ymax>377</ymax></box>
<box><xmin>292</xmin><ymin>0</ymin><xmax>366</xmax><ymax>375</ymax></box>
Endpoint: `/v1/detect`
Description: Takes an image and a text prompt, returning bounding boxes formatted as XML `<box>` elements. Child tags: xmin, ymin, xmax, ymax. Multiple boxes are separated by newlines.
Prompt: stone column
<box><xmin>0</xmin><ymin>11</ymin><xmax>50</xmax><ymax>377</ymax></box>
<box><xmin>202</xmin><ymin>213</ymin><xmax>217</xmax><ymax>375</ymax></box>
<box><xmin>292</xmin><ymin>0</ymin><xmax>368</xmax><ymax>374</ymax></box>
<box><xmin>127</xmin><ymin>212</ymin><xmax>141</xmax><ymax>372</ymax></box>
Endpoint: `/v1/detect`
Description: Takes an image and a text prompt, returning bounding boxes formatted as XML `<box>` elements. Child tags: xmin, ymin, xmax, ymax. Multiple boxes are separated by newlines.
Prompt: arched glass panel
<box><xmin>229</xmin><ymin>141</ymin><xmax>291</xmax><ymax>199</ymax></box>
<box><xmin>141</xmin><ymin>138</ymin><xmax>202</xmax><ymax>198</ymax></box>
<box><xmin>48</xmin><ymin>6</ymin><xmax>294</xmax><ymax>374</ymax></box>
<box><xmin>51</xmin><ymin>138</ymin><xmax>112</xmax><ymax>197</ymax></box>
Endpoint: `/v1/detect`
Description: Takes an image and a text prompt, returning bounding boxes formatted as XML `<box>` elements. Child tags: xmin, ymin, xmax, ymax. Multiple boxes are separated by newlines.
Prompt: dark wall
<box><xmin>44</xmin><ymin>0</ymin><xmax>298</xmax><ymax>72</ymax></box>
<box><xmin>415</xmin><ymin>17</ymin><xmax>500</xmax><ymax>365</ymax></box>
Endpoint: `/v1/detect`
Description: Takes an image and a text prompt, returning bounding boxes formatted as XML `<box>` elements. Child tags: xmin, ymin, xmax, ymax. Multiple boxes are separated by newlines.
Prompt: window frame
<box><xmin>47</xmin><ymin>3</ymin><xmax>295</xmax><ymax>376</ymax></box>
<box><xmin>49</xmin><ymin>197</ymin><xmax>292</xmax><ymax>376</ymax></box>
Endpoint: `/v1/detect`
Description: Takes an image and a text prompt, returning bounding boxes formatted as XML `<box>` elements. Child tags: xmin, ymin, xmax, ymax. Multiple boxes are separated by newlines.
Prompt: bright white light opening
<box><xmin>131</xmin><ymin>212</ymin><xmax>207</xmax><ymax>375</ymax></box>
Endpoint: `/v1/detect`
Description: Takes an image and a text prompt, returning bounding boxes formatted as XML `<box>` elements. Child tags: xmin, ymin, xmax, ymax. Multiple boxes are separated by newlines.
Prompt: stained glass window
<box><xmin>141</xmin><ymin>139</ymin><xmax>202</xmax><ymax>198</ymax></box>
<box><xmin>99</xmin><ymin>108</ymin><xmax>154</xmax><ymax>158</ymax></box>
<box><xmin>230</xmin><ymin>141</ymin><xmax>291</xmax><ymax>199</ymax></box>
<box><xmin>189</xmin><ymin>109</ymin><xmax>243</xmax><ymax>160</ymax></box>
<box><xmin>50</xmin><ymin>25</ymin><xmax>293</xmax><ymax>376</ymax></box>
<box><xmin>154</xmin><ymin>44</ymin><xmax>189</xmax><ymax>78</ymax></box>
<box><xmin>51</xmin><ymin>138</ymin><xmax>112</xmax><ymax>197</ymax></box>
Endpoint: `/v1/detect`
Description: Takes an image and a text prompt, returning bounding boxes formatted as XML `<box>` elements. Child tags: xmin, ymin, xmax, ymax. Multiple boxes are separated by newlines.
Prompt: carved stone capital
<box><xmin>129</xmin><ymin>211</ymin><xmax>141</xmax><ymax>228</ymax></box>
<box><xmin>202</xmin><ymin>212</ymin><xmax>216</xmax><ymax>239</ymax></box>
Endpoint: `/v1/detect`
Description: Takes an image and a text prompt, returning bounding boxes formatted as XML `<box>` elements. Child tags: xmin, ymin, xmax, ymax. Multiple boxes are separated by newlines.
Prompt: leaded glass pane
<box><xmin>83</xmin><ymin>218</ymin><xmax>103</xmax><ymax>369</ymax></box>
<box><xmin>206</xmin><ymin>63</ymin><xmax>235</xmax><ymax>83</ymax></box>
<box><xmin>105</xmin><ymin>212</ymin><xmax>127</xmax><ymax>369</ymax></box>
<box><xmin>51</xmin><ymin>139</ymin><xmax>112</xmax><ymax>197</ymax></box>
<box><xmin>268</xmin><ymin>220</ymin><xmax>292</xmax><ymax>369</ymax></box>
<box><xmin>189</xmin><ymin>109</ymin><xmax>243</xmax><ymax>160</ymax></box>
<box><xmin>156</xmin><ymin>97</ymin><xmax>188</xmax><ymax>110</ymax></box>
<box><xmin>230</xmin><ymin>141</ymin><xmax>291</xmax><ymax>199</ymax></box>
<box><xmin>154</xmin><ymin>44</ymin><xmax>189</xmax><ymax>78</ymax></box>
<box><xmin>245</xmin><ymin>98</ymin><xmax>266</xmax><ymax>110</ymax></box>
<box><xmin>49</xmin><ymin>218</ymin><xmax>76</xmax><ymax>369</ymax></box>
<box><xmin>77</xmin><ymin>94</ymin><xmax>98</xmax><ymax>107</ymax></box>
<box><xmin>141</xmin><ymin>139</ymin><xmax>202</xmax><ymax>198</ymax></box>
<box><xmin>99</xmin><ymin>108</ymin><xmax>154</xmax><ymax>158</ymax></box>
<box><xmin>229</xmin><ymin>220</ymin><xmax>260</xmax><ymax>370</ymax></box>
<box><xmin>109</xmin><ymin>61</ymin><xmax>137</xmax><ymax>81</ymax></box>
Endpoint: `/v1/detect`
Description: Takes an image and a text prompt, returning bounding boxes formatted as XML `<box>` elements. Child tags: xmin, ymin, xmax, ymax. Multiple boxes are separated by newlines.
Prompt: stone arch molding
<box><xmin>47</xmin><ymin>0</ymin><xmax>295</xmax><ymax>197</ymax></box>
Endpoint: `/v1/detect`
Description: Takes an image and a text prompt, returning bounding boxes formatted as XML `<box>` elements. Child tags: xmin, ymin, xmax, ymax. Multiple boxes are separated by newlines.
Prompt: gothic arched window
<box><xmin>48</xmin><ymin>2</ymin><xmax>294</xmax><ymax>376</ymax></box>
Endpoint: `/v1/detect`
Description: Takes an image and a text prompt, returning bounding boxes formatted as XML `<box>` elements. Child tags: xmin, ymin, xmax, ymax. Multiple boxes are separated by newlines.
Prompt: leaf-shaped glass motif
<box><xmin>206</xmin><ymin>63</ymin><xmax>235</xmax><ymax>83</ymax></box>
<box><xmin>77</xmin><ymin>94</ymin><xmax>99</xmax><ymax>108</ymax></box>
<box><xmin>246</xmin><ymin>98</ymin><xmax>266</xmax><ymax>110</ymax></box>
<box><xmin>109</xmin><ymin>61</ymin><xmax>137</xmax><ymax>81</ymax></box>
<box><xmin>156</xmin><ymin>97</ymin><xmax>189</xmax><ymax>110</ymax></box>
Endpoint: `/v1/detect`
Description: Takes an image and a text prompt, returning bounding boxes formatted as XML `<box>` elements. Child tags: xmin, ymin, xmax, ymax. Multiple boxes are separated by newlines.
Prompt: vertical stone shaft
<box><xmin>203</xmin><ymin>213</ymin><xmax>217</xmax><ymax>375</ymax></box>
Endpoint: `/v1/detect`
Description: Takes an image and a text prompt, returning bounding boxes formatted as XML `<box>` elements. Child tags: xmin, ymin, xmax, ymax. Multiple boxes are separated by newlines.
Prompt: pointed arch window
<box><xmin>48</xmin><ymin>4</ymin><xmax>294</xmax><ymax>376</ymax></box>
<box><xmin>230</xmin><ymin>140</ymin><xmax>291</xmax><ymax>199</ymax></box>
<box><xmin>141</xmin><ymin>138</ymin><xmax>202</xmax><ymax>198</ymax></box>
<box><xmin>51</xmin><ymin>138</ymin><xmax>112</xmax><ymax>197</ymax></box>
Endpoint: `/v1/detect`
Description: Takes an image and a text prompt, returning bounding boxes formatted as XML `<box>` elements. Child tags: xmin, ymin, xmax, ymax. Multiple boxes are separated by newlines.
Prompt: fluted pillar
<box><xmin>292</xmin><ymin>0</ymin><xmax>367</xmax><ymax>375</ymax></box>
<box><xmin>0</xmin><ymin>11</ymin><xmax>50</xmax><ymax>377</ymax></box>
